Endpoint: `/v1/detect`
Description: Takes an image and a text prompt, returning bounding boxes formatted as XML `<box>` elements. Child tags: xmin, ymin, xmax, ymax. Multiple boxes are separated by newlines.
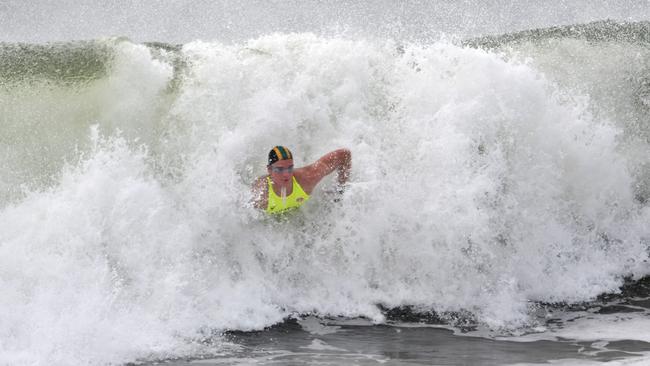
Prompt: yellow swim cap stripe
<box><xmin>273</xmin><ymin>147</ymin><xmax>283</xmax><ymax>160</ymax></box>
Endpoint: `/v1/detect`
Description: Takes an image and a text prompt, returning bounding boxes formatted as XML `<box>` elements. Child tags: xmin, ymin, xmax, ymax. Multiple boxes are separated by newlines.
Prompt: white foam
<box><xmin>498</xmin><ymin>312</ymin><xmax>650</xmax><ymax>344</ymax></box>
<box><xmin>300</xmin><ymin>339</ymin><xmax>348</xmax><ymax>352</ymax></box>
<box><xmin>511</xmin><ymin>353</ymin><xmax>650</xmax><ymax>366</ymax></box>
<box><xmin>298</xmin><ymin>316</ymin><xmax>343</xmax><ymax>335</ymax></box>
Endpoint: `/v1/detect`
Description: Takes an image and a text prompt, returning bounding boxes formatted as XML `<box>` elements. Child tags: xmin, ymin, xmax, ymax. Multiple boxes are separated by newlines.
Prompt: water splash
<box><xmin>0</xmin><ymin>27</ymin><xmax>649</xmax><ymax>365</ymax></box>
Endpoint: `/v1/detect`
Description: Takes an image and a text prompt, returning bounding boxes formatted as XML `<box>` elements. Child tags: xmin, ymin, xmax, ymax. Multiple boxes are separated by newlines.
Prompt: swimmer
<box><xmin>251</xmin><ymin>146</ymin><xmax>351</xmax><ymax>214</ymax></box>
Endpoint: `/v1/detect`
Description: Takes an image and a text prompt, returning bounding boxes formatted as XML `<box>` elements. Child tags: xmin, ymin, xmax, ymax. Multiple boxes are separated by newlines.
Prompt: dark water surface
<box><xmin>156</xmin><ymin>317</ymin><xmax>650</xmax><ymax>366</ymax></box>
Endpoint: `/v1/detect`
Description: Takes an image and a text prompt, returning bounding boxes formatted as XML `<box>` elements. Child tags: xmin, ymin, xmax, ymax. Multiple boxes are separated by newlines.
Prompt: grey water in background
<box><xmin>1</xmin><ymin>0</ymin><xmax>650</xmax><ymax>43</ymax></box>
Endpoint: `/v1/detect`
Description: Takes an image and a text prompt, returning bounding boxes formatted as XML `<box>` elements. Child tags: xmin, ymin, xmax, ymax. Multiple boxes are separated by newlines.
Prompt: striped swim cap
<box><xmin>268</xmin><ymin>146</ymin><xmax>293</xmax><ymax>166</ymax></box>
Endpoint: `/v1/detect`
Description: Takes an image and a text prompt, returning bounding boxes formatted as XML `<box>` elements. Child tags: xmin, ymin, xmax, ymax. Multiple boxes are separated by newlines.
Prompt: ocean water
<box><xmin>1</xmin><ymin>2</ymin><xmax>650</xmax><ymax>365</ymax></box>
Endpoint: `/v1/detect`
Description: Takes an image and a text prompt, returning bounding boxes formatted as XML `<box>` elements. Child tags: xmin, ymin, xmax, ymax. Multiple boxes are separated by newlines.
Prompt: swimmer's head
<box><xmin>267</xmin><ymin>146</ymin><xmax>294</xmax><ymax>186</ymax></box>
<box><xmin>268</xmin><ymin>146</ymin><xmax>293</xmax><ymax>166</ymax></box>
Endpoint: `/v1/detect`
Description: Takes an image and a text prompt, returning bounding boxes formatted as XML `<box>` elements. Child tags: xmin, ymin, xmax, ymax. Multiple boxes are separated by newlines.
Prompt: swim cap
<box><xmin>268</xmin><ymin>146</ymin><xmax>293</xmax><ymax>166</ymax></box>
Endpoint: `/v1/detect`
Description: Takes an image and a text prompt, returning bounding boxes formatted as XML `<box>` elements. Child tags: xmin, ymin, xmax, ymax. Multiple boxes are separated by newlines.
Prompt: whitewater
<box><xmin>1</xmin><ymin>2</ymin><xmax>650</xmax><ymax>365</ymax></box>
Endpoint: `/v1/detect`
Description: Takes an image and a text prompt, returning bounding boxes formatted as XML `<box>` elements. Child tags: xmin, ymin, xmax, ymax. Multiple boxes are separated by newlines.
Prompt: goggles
<box><xmin>270</xmin><ymin>165</ymin><xmax>294</xmax><ymax>174</ymax></box>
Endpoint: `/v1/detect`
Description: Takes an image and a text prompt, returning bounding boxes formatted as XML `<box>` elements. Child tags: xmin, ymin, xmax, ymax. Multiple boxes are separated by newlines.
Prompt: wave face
<box><xmin>1</xmin><ymin>21</ymin><xmax>649</xmax><ymax>365</ymax></box>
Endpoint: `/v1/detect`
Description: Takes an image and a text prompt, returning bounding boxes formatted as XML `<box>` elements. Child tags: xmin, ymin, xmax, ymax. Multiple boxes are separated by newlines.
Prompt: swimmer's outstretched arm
<box><xmin>294</xmin><ymin>148</ymin><xmax>351</xmax><ymax>194</ymax></box>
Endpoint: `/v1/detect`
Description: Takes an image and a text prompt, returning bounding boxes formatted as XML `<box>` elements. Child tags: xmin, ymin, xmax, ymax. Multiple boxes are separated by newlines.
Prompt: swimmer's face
<box><xmin>268</xmin><ymin>159</ymin><xmax>294</xmax><ymax>186</ymax></box>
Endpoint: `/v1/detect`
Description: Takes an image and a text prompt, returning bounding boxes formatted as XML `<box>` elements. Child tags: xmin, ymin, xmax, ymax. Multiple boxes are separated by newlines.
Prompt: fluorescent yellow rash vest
<box><xmin>266</xmin><ymin>176</ymin><xmax>310</xmax><ymax>214</ymax></box>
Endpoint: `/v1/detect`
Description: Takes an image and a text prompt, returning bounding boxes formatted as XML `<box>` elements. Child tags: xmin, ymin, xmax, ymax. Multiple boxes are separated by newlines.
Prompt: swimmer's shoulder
<box><xmin>251</xmin><ymin>175</ymin><xmax>269</xmax><ymax>209</ymax></box>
